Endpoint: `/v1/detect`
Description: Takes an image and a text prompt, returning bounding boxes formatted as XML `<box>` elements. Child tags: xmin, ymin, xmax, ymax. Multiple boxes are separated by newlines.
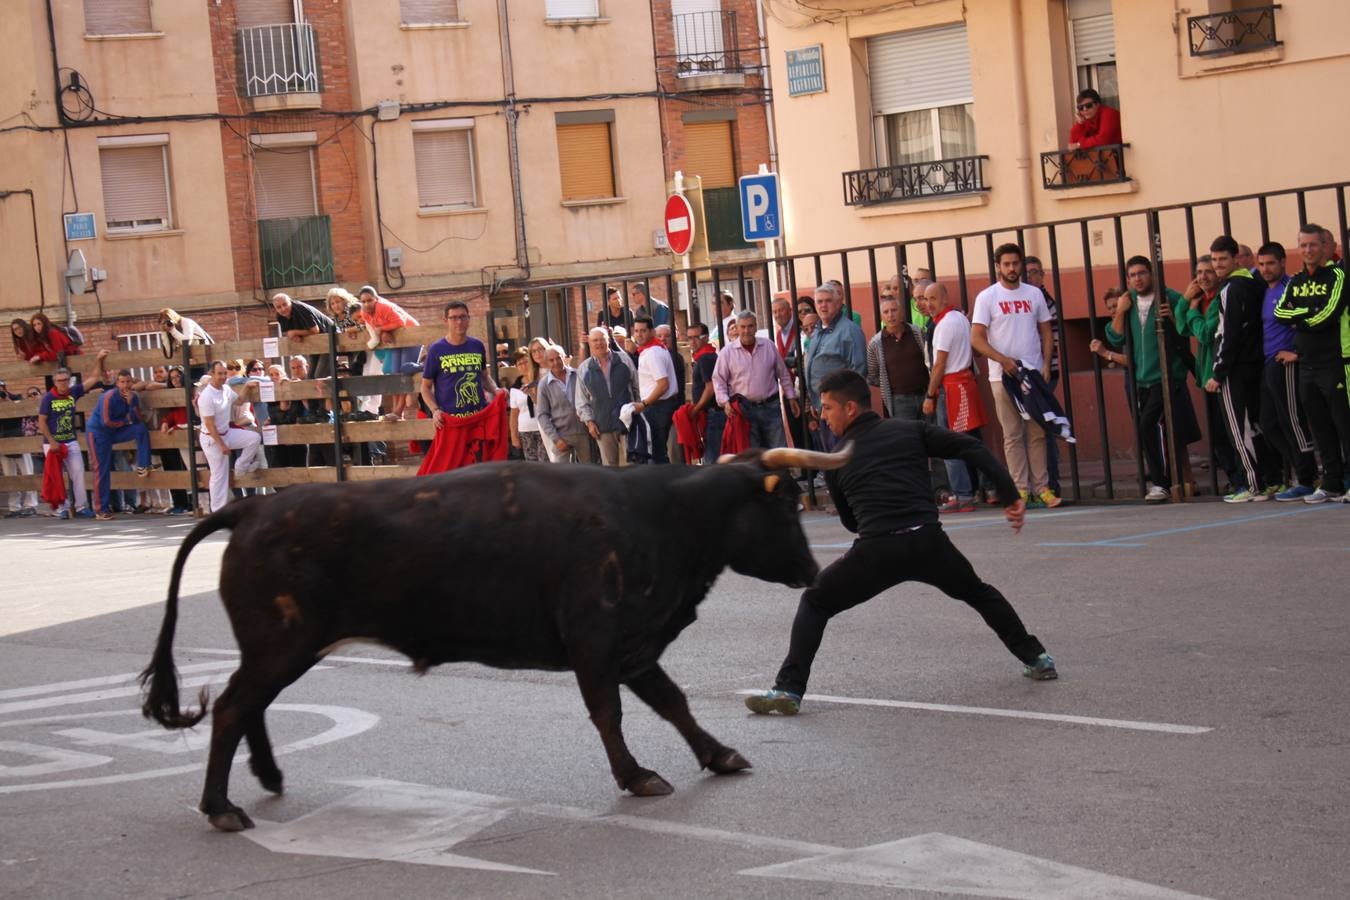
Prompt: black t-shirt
<box><xmin>276</xmin><ymin>300</ymin><xmax>335</xmax><ymax>335</ymax></box>
<box><xmin>691</xmin><ymin>351</ymin><xmax>717</xmax><ymax>405</ymax></box>
<box><xmin>670</xmin><ymin>345</ymin><xmax>687</xmax><ymax>401</ymax></box>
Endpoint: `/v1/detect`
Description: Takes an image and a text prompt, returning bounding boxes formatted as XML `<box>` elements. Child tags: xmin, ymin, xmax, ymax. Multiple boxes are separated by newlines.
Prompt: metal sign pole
<box><xmin>1148</xmin><ymin>210</ymin><xmax>1185</xmax><ymax>502</ymax></box>
<box><xmin>183</xmin><ymin>341</ymin><xmax>201</xmax><ymax>516</ymax></box>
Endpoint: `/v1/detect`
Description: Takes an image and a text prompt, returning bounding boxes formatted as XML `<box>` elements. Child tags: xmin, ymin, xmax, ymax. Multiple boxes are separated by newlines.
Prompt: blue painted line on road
<box><xmin>810</xmin><ymin>508</ymin><xmax>1108</xmax><ymax>549</ymax></box>
<box><xmin>1039</xmin><ymin>503</ymin><xmax>1336</xmax><ymax>548</ymax></box>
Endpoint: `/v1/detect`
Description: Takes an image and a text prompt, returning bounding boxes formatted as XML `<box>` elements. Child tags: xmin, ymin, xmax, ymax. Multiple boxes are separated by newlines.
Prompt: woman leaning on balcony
<box><xmin>1067</xmin><ymin>89</ymin><xmax>1122</xmax><ymax>151</ymax></box>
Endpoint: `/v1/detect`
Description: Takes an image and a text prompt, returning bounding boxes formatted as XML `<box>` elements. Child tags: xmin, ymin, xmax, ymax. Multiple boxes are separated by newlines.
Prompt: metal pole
<box><xmin>1078</xmin><ymin>221</ymin><xmax>1113</xmax><ymax>500</ymax></box>
<box><xmin>866</xmin><ymin>247</ymin><xmax>882</xmax><ymax>333</ymax></box>
<box><xmin>1044</xmin><ymin>226</ymin><xmax>1081</xmax><ymax>503</ymax></box>
<box><xmin>329</xmin><ymin>328</ymin><xmax>346</xmax><ymax>483</ymax></box>
<box><xmin>955</xmin><ymin>238</ymin><xmax>969</xmax><ymax>313</ymax></box>
<box><xmin>183</xmin><ymin>340</ymin><xmax>201</xmax><ymax>515</ymax></box>
<box><xmin>1113</xmin><ymin>215</ymin><xmax>1148</xmax><ymax>497</ymax></box>
<box><xmin>1148</xmin><ymin>209</ymin><xmax>1184</xmax><ymax>502</ymax></box>
<box><xmin>785</xmin><ymin>257</ymin><xmax>816</xmax><ymax>509</ymax></box>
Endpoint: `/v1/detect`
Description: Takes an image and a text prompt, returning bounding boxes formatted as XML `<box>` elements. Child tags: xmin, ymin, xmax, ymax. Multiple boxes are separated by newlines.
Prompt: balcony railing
<box><xmin>260</xmin><ymin>216</ymin><xmax>334</xmax><ymax>289</ymax></box>
<box><xmin>239</xmin><ymin>23</ymin><xmax>321</xmax><ymax>98</ymax></box>
<box><xmin>1040</xmin><ymin>144</ymin><xmax>1130</xmax><ymax>190</ymax></box>
<box><xmin>702</xmin><ymin>186</ymin><xmax>754</xmax><ymax>253</ymax></box>
<box><xmin>668</xmin><ymin>10</ymin><xmax>742</xmax><ymax>77</ymax></box>
<box><xmin>1187</xmin><ymin>5</ymin><xmax>1281</xmax><ymax>58</ymax></box>
<box><xmin>842</xmin><ymin>156</ymin><xmax>989</xmax><ymax>207</ymax></box>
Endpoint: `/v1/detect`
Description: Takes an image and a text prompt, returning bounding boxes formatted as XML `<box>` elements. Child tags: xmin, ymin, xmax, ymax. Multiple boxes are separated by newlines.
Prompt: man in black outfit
<box><xmin>745</xmin><ymin>369</ymin><xmax>1056</xmax><ymax>716</ymax></box>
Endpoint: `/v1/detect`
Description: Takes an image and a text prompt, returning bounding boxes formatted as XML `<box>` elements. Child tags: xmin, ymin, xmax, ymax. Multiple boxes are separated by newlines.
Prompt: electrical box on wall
<box><xmin>653</xmin><ymin>230</ymin><xmax>670</xmax><ymax>252</ymax></box>
<box><xmin>384</xmin><ymin>246</ymin><xmax>403</xmax><ymax>269</ymax></box>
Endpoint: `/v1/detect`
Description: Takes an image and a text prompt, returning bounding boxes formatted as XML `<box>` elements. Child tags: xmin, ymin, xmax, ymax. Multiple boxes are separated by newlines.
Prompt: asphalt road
<box><xmin>1</xmin><ymin>498</ymin><xmax>1346</xmax><ymax>899</ymax></box>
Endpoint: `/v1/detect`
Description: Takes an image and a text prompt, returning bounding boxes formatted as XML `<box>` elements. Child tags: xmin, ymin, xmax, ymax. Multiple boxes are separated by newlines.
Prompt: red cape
<box><xmin>416</xmin><ymin>392</ymin><xmax>510</xmax><ymax>476</ymax></box>
<box><xmin>41</xmin><ymin>444</ymin><xmax>68</xmax><ymax>509</ymax></box>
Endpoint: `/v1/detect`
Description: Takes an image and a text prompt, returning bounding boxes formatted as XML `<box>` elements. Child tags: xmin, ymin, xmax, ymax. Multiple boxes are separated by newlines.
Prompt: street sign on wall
<box><xmin>63</xmin><ymin>212</ymin><xmax>97</xmax><ymax>241</ymax></box>
<box><xmin>785</xmin><ymin>45</ymin><xmax>825</xmax><ymax>97</ymax></box>
<box><xmin>739</xmin><ymin>172</ymin><xmax>781</xmax><ymax>243</ymax></box>
<box><xmin>664</xmin><ymin>193</ymin><xmax>695</xmax><ymax>256</ymax></box>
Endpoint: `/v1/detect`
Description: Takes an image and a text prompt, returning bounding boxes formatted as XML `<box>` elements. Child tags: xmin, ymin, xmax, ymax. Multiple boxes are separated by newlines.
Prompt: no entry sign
<box><xmin>664</xmin><ymin>194</ymin><xmax>695</xmax><ymax>256</ymax></box>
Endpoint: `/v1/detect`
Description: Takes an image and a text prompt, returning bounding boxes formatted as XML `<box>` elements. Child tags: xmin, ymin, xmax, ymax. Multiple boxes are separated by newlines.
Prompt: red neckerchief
<box><xmin>932</xmin><ymin>306</ymin><xmax>959</xmax><ymax>326</ymax></box>
<box><xmin>637</xmin><ymin>339</ymin><xmax>662</xmax><ymax>355</ymax></box>
<box><xmin>1201</xmin><ymin>290</ymin><xmax>1218</xmax><ymax>313</ymax></box>
<box><xmin>775</xmin><ymin>324</ymin><xmax>795</xmax><ymax>356</ymax></box>
<box><xmin>692</xmin><ymin>343</ymin><xmax>716</xmax><ymax>360</ymax></box>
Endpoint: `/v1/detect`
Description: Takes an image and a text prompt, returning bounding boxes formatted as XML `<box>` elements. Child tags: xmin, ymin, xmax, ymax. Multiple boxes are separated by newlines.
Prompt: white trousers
<box><xmin>2</xmin><ymin>453</ymin><xmax>37</xmax><ymax>510</ymax></box>
<box><xmin>42</xmin><ymin>440</ymin><xmax>87</xmax><ymax>511</ymax></box>
<box><xmin>200</xmin><ymin>429</ymin><xmax>262</xmax><ymax>513</ymax></box>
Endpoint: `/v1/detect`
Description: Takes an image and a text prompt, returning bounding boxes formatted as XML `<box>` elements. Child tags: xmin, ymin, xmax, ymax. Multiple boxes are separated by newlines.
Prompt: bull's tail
<box><xmin>139</xmin><ymin>500</ymin><xmax>255</xmax><ymax>729</ymax></box>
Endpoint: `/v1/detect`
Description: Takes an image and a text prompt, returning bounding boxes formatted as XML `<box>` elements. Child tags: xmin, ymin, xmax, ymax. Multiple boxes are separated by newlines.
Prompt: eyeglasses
<box><xmin>1077</xmin><ymin>102</ymin><xmax>1097</xmax><ymax>111</ymax></box>
<box><xmin>249</xmin><ymin>366</ymin><xmax>263</xmax><ymax>373</ymax></box>
<box><xmin>446</xmin><ymin>314</ymin><xmax>470</xmax><ymax>321</ymax></box>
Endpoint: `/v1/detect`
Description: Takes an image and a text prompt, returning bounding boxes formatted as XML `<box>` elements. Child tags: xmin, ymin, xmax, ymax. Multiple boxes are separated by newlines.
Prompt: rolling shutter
<box><xmin>400</xmin><ymin>0</ymin><xmax>460</xmax><ymax>24</ymax></box>
<box><xmin>235</xmin><ymin>0</ymin><xmax>295</xmax><ymax>29</ymax></box>
<box><xmin>545</xmin><ymin>0</ymin><xmax>599</xmax><ymax>19</ymax></box>
<box><xmin>1068</xmin><ymin>0</ymin><xmax>1115</xmax><ymax>66</ymax></box>
<box><xmin>414</xmin><ymin>128</ymin><xmax>475</xmax><ymax>208</ymax></box>
<box><xmin>99</xmin><ymin>145</ymin><xmax>170</xmax><ymax>228</ymax></box>
<box><xmin>683</xmin><ymin>121</ymin><xmax>735</xmax><ymax>189</ymax></box>
<box><xmin>83</xmin><ymin>0</ymin><xmax>153</xmax><ymax>35</ymax></box>
<box><xmin>867</xmin><ymin>23</ymin><xmax>972</xmax><ymax>116</ymax></box>
<box><xmin>557</xmin><ymin>123</ymin><xmax>615</xmax><ymax>201</ymax></box>
<box><xmin>252</xmin><ymin>147</ymin><xmax>317</xmax><ymax>219</ymax></box>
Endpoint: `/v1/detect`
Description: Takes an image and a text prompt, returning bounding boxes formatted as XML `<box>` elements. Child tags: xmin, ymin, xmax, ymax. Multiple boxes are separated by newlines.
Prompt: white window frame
<box><xmin>97</xmin><ymin>133</ymin><xmax>173</xmax><ymax>234</ymax></box>
<box><xmin>411</xmin><ymin>118</ymin><xmax>479</xmax><ymax>211</ymax></box>
<box><xmin>399</xmin><ymin>0</ymin><xmax>465</xmax><ymax>26</ymax></box>
<box><xmin>545</xmin><ymin>0</ymin><xmax>601</xmax><ymax>22</ymax></box>
<box><xmin>873</xmin><ymin>102</ymin><xmax>976</xmax><ymax>169</ymax></box>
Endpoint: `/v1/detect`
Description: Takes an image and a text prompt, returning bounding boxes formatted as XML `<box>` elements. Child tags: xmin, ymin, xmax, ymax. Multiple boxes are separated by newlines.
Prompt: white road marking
<box><xmin>0</xmin><ymin>661</ymin><xmax>239</xmax><ymax>701</ymax></box>
<box><xmin>187</xmin><ymin>647</ymin><xmax>409</xmax><ymax>668</ymax></box>
<box><xmin>0</xmin><ymin>704</ymin><xmax>378</xmax><ymax>794</ymax></box>
<box><xmin>0</xmin><ymin>741</ymin><xmax>113</xmax><ymax>778</ymax></box>
<box><xmin>0</xmin><ymin>672</ymin><xmax>230</xmax><ymax>717</ymax></box>
<box><xmin>740</xmin><ymin>831</ymin><xmax>1211</xmax><ymax>898</ymax></box>
<box><xmin>258</xmin><ymin>779</ymin><xmax>1207</xmax><ymax>897</ymax></box>
<box><xmin>734</xmin><ymin>691</ymin><xmax>1212</xmax><ymax>735</ymax></box>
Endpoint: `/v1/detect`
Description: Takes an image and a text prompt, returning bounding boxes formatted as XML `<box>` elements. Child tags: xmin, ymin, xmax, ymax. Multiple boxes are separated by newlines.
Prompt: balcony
<box><xmin>661</xmin><ymin>10</ymin><xmax>753</xmax><ymax>90</ymax></box>
<box><xmin>259</xmin><ymin>216</ymin><xmax>334</xmax><ymax>290</ymax></box>
<box><xmin>238</xmin><ymin>23</ymin><xmax>322</xmax><ymax>112</ymax></box>
<box><xmin>842</xmin><ymin>156</ymin><xmax>989</xmax><ymax>207</ymax></box>
<box><xmin>1040</xmin><ymin>144</ymin><xmax>1130</xmax><ymax>190</ymax></box>
<box><xmin>1187</xmin><ymin>5</ymin><xmax>1281</xmax><ymax>58</ymax></box>
<box><xmin>703</xmin><ymin>186</ymin><xmax>755</xmax><ymax>253</ymax></box>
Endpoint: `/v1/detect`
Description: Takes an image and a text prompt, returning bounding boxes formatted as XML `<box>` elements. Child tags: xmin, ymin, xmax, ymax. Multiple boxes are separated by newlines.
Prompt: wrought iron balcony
<box><xmin>842</xmin><ymin>156</ymin><xmax>989</xmax><ymax>207</ymax></box>
<box><xmin>703</xmin><ymin>186</ymin><xmax>754</xmax><ymax>253</ymax></box>
<box><xmin>660</xmin><ymin>10</ymin><xmax>760</xmax><ymax>86</ymax></box>
<box><xmin>1187</xmin><ymin>5</ymin><xmax>1281</xmax><ymax>58</ymax></box>
<box><xmin>1040</xmin><ymin>144</ymin><xmax>1130</xmax><ymax>190</ymax></box>
<box><xmin>259</xmin><ymin>215</ymin><xmax>334</xmax><ymax>290</ymax></box>
<box><xmin>238</xmin><ymin>23</ymin><xmax>321</xmax><ymax>100</ymax></box>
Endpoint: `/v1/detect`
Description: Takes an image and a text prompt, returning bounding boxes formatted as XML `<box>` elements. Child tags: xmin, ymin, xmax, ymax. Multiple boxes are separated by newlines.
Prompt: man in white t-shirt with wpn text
<box><xmin>971</xmin><ymin>243</ymin><xmax>1059</xmax><ymax>508</ymax></box>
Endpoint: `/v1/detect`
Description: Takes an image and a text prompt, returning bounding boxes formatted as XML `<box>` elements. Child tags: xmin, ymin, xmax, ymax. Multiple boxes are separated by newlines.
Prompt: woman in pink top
<box><xmin>357</xmin><ymin>286</ymin><xmax>422</xmax><ymax>421</ymax></box>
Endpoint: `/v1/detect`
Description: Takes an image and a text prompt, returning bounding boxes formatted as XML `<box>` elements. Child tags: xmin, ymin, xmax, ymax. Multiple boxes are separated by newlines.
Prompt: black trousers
<box><xmin>1203</xmin><ymin>393</ymin><xmax>1239</xmax><ymax>489</ymax></box>
<box><xmin>1298</xmin><ymin>364</ymin><xmax>1350</xmax><ymax>494</ymax></box>
<box><xmin>1137</xmin><ymin>381</ymin><xmax>1200</xmax><ymax>488</ymax></box>
<box><xmin>1219</xmin><ymin>363</ymin><xmax>1281</xmax><ymax>492</ymax></box>
<box><xmin>158</xmin><ymin>448</ymin><xmax>189</xmax><ymax>510</ymax></box>
<box><xmin>1259</xmin><ymin>361</ymin><xmax>1318</xmax><ymax>487</ymax></box>
<box><xmin>772</xmin><ymin>525</ymin><xmax>1046</xmax><ymax>697</ymax></box>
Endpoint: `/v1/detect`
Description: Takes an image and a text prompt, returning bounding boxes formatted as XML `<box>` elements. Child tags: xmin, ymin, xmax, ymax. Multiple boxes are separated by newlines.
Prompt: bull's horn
<box><xmin>760</xmin><ymin>443</ymin><xmax>853</xmax><ymax>471</ymax></box>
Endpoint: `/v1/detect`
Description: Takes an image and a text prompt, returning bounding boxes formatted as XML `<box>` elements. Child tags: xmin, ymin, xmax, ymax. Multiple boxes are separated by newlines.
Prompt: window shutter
<box><xmin>683</xmin><ymin>121</ymin><xmax>735</xmax><ymax>189</ymax></box>
<box><xmin>414</xmin><ymin>129</ymin><xmax>475</xmax><ymax>208</ymax></box>
<box><xmin>1070</xmin><ymin>14</ymin><xmax>1115</xmax><ymax>66</ymax></box>
<box><xmin>100</xmin><ymin>146</ymin><xmax>170</xmax><ymax>228</ymax></box>
<box><xmin>83</xmin><ymin>0</ymin><xmax>152</xmax><ymax>35</ymax></box>
<box><xmin>252</xmin><ymin>147</ymin><xmax>317</xmax><ymax>219</ymax></box>
<box><xmin>557</xmin><ymin>123</ymin><xmax>615</xmax><ymax>201</ymax></box>
<box><xmin>235</xmin><ymin>0</ymin><xmax>296</xmax><ymax>29</ymax></box>
<box><xmin>545</xmin><ymin>0</ymin><xmax>599</xmax><ymax>20</ymax></box>
<box><xmin>400</xmin><ymin>0</ymin><xmax>460</xmax><ymax>24</ymax></box>
<box><xmin>867</xmin><ymin>23</ymin><xmax>973</xmax><ymax>116</ymax></box>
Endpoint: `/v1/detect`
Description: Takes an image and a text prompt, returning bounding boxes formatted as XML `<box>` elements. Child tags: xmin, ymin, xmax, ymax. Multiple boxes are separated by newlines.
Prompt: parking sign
<box><xmin>738</xmin><ymin>172</ymin><xmax>781</xmax><ymax>243</ymax></box>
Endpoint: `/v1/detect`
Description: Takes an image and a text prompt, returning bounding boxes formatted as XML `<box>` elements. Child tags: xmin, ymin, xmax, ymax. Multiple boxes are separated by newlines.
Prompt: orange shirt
<box><xmin>361</xmin><ymin>298</ymin><xmax>419</xmax><ymax>332</ymax></box>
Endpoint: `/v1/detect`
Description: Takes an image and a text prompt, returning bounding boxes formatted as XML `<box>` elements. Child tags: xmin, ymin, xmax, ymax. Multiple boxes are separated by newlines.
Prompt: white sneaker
<box><xmin>1144</xmin><ymin>484</ymin><xmax>1169</xmax><ymax>503</ymax></box>
<box><xmin>1304</xmin><ymin>488</ymin><xmax>1331</xmax><ymax>504</ymax></box>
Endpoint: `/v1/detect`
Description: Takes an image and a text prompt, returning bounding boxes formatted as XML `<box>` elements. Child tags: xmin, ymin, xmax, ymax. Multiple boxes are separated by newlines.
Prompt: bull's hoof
<box><xmin>251</xmin><ymin>765</ymin><xmax>284</xmax><ymax>795</ymax></box>
<box><xmin>707</xmin><ymin>748</ymin><xmax>752</xmax><ymax>774</ymax></box>
<box><xmin>626</xmin><ymin>770</ymin><xmax>674</xmax><ymax>797</ymax></box>
<box><xmin>206</xmin><ymin>807</ymin><xmax>255</xmax><ymax>832</ymax></box>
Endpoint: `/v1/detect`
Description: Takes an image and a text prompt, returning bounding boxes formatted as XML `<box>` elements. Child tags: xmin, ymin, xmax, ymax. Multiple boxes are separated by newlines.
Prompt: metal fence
<box><xmin>259</xmin><ymin>215</ymin><xmax>335</xmax><ymax>289</ymax></box>
<box><xmin>843</xmin><ymin>156</ymin><xmax>989</xmax><ymax>207</ymax></box>
<box><xmin>238</xmin><ymin>23</ymin><xmax>321</xmax><ymax>98</ymax></box>
<box><xmin>1187</xmin><ymin>4</ymin><xmax>1282</xmax><ymax>58</ymax></box>
<box><xmin>1041</xmin><ymin>145</ymin><xmax>1130</xmax><ymax>190</ymax></box>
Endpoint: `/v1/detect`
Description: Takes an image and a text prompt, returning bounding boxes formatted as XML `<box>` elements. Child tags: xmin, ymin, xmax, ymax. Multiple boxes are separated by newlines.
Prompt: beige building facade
<box><xmin>763</xmin><ymin>0</ymin><xmax>1350</xmax><ymax>271</ymax></box>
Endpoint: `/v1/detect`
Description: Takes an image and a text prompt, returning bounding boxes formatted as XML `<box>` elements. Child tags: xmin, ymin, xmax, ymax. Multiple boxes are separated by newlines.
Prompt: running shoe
<box><xmin>57</xmin><ymin>508</ymin><xmax>71</xmax><ymax>520</ymax></box>
<box><xmin>1275</xmin><ymin>484</ymin><xmax>1314</xmax><ymax>502</ymax></box>
<box><xmin>94</xmin><ymin>510</ymin><xmax>114</xmax><ymax>521</ymax></box>
<box><xmin>1223</xmin><ymin>489</ymin><xmax>1260</xmax><ymax>503</ymax></box>
<box><xmin>744</xmin><ymin>689</ymin><xmax>802</xmax><ymax>716</ymax></box>
<box><xmin>1304</xmin><ymin>488</ymin><xmax>1333</xmax><ymax>504</ymax></box>
<box><xmin>1038</xmin><ymin>489</ymin><xmax>1062</xmax><ymax>509</ymax></box>
<box><xmin>939</xmin><ymin>498</ymin><xmax>977</xmax><ymax>513</ymax></box>
<box><xmin>1023</xmin><ymin>653</ymin><xmax>1058</xmax><ymax>681</ymax></box>
<box><xmin>1144</xmin><ymin>484</ymin><xmax>1169</xmax><ymax>503</ymax></box>
<box><xmin>74</xmin><ymin>508</ymin><xmax>95</xmax><ymax>519</ymax></box>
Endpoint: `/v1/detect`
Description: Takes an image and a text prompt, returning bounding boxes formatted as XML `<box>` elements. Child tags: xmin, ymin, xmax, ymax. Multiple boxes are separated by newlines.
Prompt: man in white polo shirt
<box><xmin>971</xmin><ymin>243</ymin><xmax>1058</xmax><ymax>508</ymax></box>
<box><xmin>197</xmin><ymin>360</ymin><xmax>262</xmax><ymax>513</ymax></box>
<box><xmin>631</xmin><ymin>315</ymin><xmax>680</xmax><ymax>464</ymax></box>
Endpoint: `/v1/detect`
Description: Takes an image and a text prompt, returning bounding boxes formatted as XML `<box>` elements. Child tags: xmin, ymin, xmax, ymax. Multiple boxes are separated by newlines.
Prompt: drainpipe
<box><xmin>756</xmin><ymin>0</ymin><xmax>784</xmax><ymax>292</ymax></box>
<box><xmin>497</xmin><ymin>0</ymin><xmax>530</xmax><ymax>281</ymax></box>
<box><xmin>1008</xmin><ymin>0</ymin><xmax>1037</xmax><ymax>233</ymax></box>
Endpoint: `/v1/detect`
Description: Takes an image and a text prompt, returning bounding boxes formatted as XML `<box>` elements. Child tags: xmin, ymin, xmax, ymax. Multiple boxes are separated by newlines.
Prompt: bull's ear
<box><xmin>762</xmin><ymin>474</ymin><xmax>780</xmax><ymax>493</ymax></box>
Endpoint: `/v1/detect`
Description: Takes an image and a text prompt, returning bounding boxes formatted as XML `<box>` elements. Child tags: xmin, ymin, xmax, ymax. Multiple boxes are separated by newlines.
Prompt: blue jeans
<box><xmin>647</xmin><ymin>397</ymin><xmax>678</xmax><ymax>464</ymax></box>
<box><xmin>703</xmin><ymin>408</ymin><xmax>726</xmax><ymax>464</ymax></box>
<box><xmin>742</xmin><ymin>398</ymin><xmax>787</xmax><ymax>449</ymax></box>
<box><xmin>936</xmin><ymin>393</ymin><xmax>975</xmax><ymax>500</ymax></box>
<box><xmin>88</xmin><ymin>423</ymin><xmax>151</xmax><ymax>514</ymax></box>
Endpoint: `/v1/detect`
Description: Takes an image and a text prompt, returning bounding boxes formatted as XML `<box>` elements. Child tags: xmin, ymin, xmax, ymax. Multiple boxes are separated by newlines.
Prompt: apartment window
<box><xmin>235</xmin><ymin>0</ymin><xmax>297</xmax><ymax>28</ymax></box>
<box><xmin>84</xmin><ymin>0</ymin><xmax>152</xmax><ymax>35</ymax></box>
<box><xmin>1068</xmin><ymin>0</ymin><xmax>1118</xmax><ymax>110</ymax></box>
<box><xmin>412</xmin><ymin>119</ymin><xmax>478</xmax><ymax>209</ymax></box>
<box><xmin>867</xmin><ymin>24</ymin><xmax>977</xmax><ymax>167</ymax></box>
<box><xmin>556</xmin><ymin>111</ymin><xmax>616</xmax><ymax>202</ymax></box>
<box><xmin>251</xmin><ymin>138</ymin><xmax>318</xmax><ymax>219</ymax></box>
<box><xmin>546</xmin><ymin>0</ymin><xmax>599</xmax><ymax>21</ymax></box>
<box><xmin>683</xmin><ymin>120</ymin><xmax>735</xmax><ymax>189</ymax></box>
<box><xmin>400</xmin><ymin>0</ymin><xmax>461</xmax><ymax>25</ymax></box>
<box><xmin>98</xmin><ymin>135</ymin><xmax>172</xmax><ymax>232</ymax></box>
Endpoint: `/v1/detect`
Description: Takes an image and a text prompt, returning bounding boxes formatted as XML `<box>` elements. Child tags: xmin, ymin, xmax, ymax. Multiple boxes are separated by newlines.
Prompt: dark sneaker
<box><xmin>1023</xmin><ymin>653</ymin><xmax>1058</xmax><ymax>681</ymax></box>
<box><xmin>74</xmin><ymin>508</ymin><xmax>95</xmax><ymax>519</ymax></box>
<box><xmin>744</xmin><ymin>689</ymin><xmax>802</xmax><ymax>716</ymax></box>
<box><xmin>57</xmin><ymin>508</ymin><xmax>71</xmax><ymax>520</ymax></box>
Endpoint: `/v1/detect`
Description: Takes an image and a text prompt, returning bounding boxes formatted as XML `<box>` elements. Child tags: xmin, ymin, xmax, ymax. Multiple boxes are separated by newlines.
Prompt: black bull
<box><xmin>140</xmin><ymin>447</ymin><xmax>850</xmax><ymax>832</ymax></box>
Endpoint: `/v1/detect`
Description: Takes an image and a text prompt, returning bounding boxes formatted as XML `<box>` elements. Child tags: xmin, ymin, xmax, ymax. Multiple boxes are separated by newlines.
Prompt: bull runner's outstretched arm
<box><xmin>922</xmin><ymin>422</ymin><xmax>1024</xmax><ymax>530</ymax></box>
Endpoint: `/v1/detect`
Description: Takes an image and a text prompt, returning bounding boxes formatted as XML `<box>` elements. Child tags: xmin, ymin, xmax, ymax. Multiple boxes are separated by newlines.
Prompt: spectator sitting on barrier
<box><xmin>86</xmin><ymin>368</ymin><xmax>157</xmax><ymax>520</ymax></box>
<box><xmin>1067</xmin><ymin>88</ymin><xmax>1121</xmax><ymax>150</ymax></box>
<box><xmin>159</xmin><ymin>309</ymin><xmax>213</xmax><ymax>361</ymax></box>
<box><xmin>272</xmin><ymin>292</ymin><xmax>337</xmax><ymax>379</ymax></box>
<box><xmin>11</xmin><ymin>318</ymin><xmax>42</xmax><ymax>363</ymax></box>
<box><xmin>17</xmin><ymin>313</ymin><xmax>81</xmax><ymax>369</ymax></box>
<box><xmin>358</xmin><ymin>286</ymin><xmax>421</xmax><ymax>422</ymax></box>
